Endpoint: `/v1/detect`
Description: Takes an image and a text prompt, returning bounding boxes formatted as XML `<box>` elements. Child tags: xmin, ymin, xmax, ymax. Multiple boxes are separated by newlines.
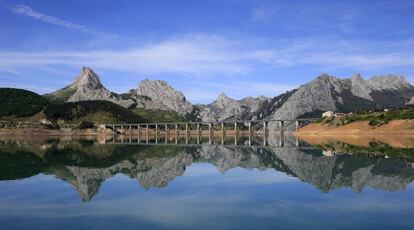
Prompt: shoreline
<box><xmin>295</xmin><ymin>119</ymin><xmax>414</xmax><ymax>135</ymax></box>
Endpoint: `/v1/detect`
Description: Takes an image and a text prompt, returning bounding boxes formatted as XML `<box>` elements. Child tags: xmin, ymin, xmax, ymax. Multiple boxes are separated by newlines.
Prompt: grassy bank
<box><xmin>317</xmin><ymin>108</ymin><xmax>414</xmax><ymax>127</ymax></box>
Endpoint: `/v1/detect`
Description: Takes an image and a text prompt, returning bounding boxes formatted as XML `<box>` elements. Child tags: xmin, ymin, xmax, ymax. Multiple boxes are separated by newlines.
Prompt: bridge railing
<box><xmin>102</xmin><ymin>118</ymin><xmax>319</xmax><ymax>135</ymax></box>
<box><xmin>104</xmin><ymin>118</ymin><xmax>319</xmax><ymax>127</ymax></box>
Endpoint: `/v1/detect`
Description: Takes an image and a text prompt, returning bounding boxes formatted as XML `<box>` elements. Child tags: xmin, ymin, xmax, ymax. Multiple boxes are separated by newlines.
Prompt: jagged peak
<box><xmin>351</xmin><ymin>73</ymin><xmax>363</xmax><ymax>80</ymax></box>
<box><xmin>138</xmin><ymin>79</ymin><xmax>169</xmax><ymax>87</ymax></box>
<box><xmin>369</xmin><ymin>74</ymin><xmax>407</xmax><ymax>83</ymax></box>
<box><xmin>367</xmin><ymin>74</ymin><xmax>413</xmax><ymax>90</ymax></box>
<box><xmin>213</xmin><ymin>92</ymin><xmax>237</xmax><ymax>104</ymax></box>
<box><xmin>316</xmin><ymin>73</ymin><xmax>333</xmax><ymax>79</ymax></box>
<box><xmin>72</xmin><ymin>67</ymin><xmax>103</xmax><ymax>89</ymax></box>
<box><xmin>217</xmin><ymin>92</ymin><xmax>228</xmax><ymax>99</ymax></box>
<box><xmin>313</xmin><ymin>73</ymin><xmax>338</xmax><ymax>84</ymax></box>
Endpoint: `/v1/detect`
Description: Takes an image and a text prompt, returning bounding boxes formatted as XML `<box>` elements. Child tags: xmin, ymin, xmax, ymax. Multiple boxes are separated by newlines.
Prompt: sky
<box><xmin>1</xmin><ymin>0</ymin><xmax>414</xmax><ymax>103</ymax></box>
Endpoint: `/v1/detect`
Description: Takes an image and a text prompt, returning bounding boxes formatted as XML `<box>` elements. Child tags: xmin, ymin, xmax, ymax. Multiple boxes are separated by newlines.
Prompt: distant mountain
<box><xmin>197</xmin><ymin>93</ymin><xmax>268</xmax><ymax>121</ymax></box>
<box><xmin>255</xmin><ymin>73</ymin><xmax>414</xmax><ymax>123</ymax></box>
<box><xmin>40</xmin><ymin>67</ymin><xmax>414</xmax><ymax>122</ymax></box>
<box><xmin>45</xmin><ymin>67</ymin><xmax>135</xmax><ymax>108</ymax></box>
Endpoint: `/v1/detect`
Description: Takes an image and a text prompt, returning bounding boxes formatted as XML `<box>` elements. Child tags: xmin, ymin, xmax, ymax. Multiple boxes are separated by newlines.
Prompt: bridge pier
<box><xmin>234</xmin><ymin>122</ymin><xmax>238</xmax><ymax>136</ymax></box>
<box><xmin>197</xmin><ymin>123</ymin><xmax>200</xmax><ymax>136</ymax></box>
<box><xmin>146</xmin><ymin>124</ymin><xmax>149</xmax><ymax>143</ymax></box>
<box><xmin>209</xmin><ymin>126</ymin><xmax>212</xmax><ymax>145</ymax></box>
<box><xmin>175</xmin><ymin>124</ymin><xmax>179</xmax><ymax>137</ymax></box>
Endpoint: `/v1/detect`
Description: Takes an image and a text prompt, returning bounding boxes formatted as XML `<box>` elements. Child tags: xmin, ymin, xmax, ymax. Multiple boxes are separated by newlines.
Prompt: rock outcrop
<box><xmin>132</xmin><ymin>79</ymin><xmax>193</xmax><ymax>116</ymax></box>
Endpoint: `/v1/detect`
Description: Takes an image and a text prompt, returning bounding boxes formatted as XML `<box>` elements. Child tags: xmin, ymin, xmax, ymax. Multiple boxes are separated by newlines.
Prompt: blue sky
<box><xmin>1</xmin><ymin>0</ymin><xmax>414</xmax><ymax>103</ymax></box>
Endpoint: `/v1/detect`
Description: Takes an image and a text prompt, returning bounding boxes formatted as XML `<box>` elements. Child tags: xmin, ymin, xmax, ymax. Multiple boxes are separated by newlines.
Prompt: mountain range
<box><xmin>45</xmin><ymin>67</ymin><xmax>414</xmax><ymax>122</ymax></box>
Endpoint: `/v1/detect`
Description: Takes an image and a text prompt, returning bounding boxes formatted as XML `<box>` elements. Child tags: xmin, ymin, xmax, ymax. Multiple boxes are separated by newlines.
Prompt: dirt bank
<box><xmin>297</xmin><ymin>119</ymin><xmax>414</xmax><ymax>134</ymax></box>
<box><xmin>0</xmin><ymin>128</ymin><xmax>100</xmax><ymax>136</ymax></box>
<box><xmin>297</xmin><ymin>133</ymin><xmax>414</xmax><ymax>148</ymax></box>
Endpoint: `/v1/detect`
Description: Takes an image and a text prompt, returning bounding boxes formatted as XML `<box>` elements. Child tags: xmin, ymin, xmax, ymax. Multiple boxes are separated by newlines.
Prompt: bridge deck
<box><xmin>105</xmin><ymin>118</ymin><xmax>319</xmax><ymax>127</ymax></box>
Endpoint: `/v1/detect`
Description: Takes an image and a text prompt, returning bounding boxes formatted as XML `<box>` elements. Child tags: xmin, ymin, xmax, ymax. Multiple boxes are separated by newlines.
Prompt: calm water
<box><xmin>1</xmin><ymin>135</ymin><xmax>414</xmax><ymax>229</ymax></box>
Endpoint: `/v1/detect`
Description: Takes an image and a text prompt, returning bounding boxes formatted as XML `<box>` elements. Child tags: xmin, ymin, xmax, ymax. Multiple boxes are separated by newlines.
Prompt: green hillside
<box><xmin>44</xmin><ymin>100</ymin><xmax>147</xmax><ymax>123</ymax></box>
<box><xmin>44</xmin><ymin>86</ymin><xmax>76</xmax><ymax>104</ymax></box>
<box><xmin>0</xmin><ymin>88</ymin><xmax>48</xmax><ymax>117</ymax></box>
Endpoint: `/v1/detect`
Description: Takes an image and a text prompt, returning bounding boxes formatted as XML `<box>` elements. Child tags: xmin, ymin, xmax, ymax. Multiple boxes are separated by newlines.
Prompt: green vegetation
<box><xmin>320</xmin><ymin>108</ymin><xmax>414</xmax><ymax>127</ymax></box>
<box><xmin>0</xmin><ymin>88</ymin><xmax>48</xmax><ymax>117</ymax></box>
<box><xmin>44</xmin><ymin>86</ymin><xmax>76</xmax><ymax>104</ymax></box>
<box><xmin>318</xmin><ymin>141</ymin><xmax>414</xmax><ymax>162</ymax></box>
<box><xmin>44</xmin><ymin>100</ymin><xmax>147</xmax><ymax>124</ymax></box>
<box><xmin>132</xmin><ymin>108</ymin><xmax>186</xmax><ymax>123</ymax></box>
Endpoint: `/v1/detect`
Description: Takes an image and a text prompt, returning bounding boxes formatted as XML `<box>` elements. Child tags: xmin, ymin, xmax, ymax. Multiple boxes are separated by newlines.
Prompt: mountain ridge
<box><xmin>41</xmin><ymin>67</ymin><xmax>414</xmax><ymax>122</ymax></box>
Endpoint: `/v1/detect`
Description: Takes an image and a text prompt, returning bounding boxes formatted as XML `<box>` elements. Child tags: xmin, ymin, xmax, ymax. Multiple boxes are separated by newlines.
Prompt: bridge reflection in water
<box><xmin>103</xmin><ymin>118</ymin><xmax>317</xmax><ymax>146</ymax></box>
<box><xmin>104</xmin><ymin>132</ymin><xmax>305</xmax><ymax>148</ymax></box>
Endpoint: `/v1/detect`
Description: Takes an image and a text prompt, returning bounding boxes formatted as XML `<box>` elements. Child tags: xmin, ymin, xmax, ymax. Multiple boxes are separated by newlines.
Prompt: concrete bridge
<box><xmin>102</xmin><ymin>118</ymin><xmax>319</xmax><ymax>138</ymax></box>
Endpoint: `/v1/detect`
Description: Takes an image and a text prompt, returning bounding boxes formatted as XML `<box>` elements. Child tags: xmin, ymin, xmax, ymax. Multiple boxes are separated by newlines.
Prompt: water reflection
<box><xmin>1</xmin><ymin>135</ymin><xmax>413</xmax><ymax>202</ymax></box>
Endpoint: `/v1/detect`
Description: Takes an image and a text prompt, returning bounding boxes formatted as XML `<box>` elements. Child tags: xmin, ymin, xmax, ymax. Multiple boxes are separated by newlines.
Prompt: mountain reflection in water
<box><xmin>1</xmin><ymin>135</ymin><xmax>413</xmax><ymax>202</ymax></box>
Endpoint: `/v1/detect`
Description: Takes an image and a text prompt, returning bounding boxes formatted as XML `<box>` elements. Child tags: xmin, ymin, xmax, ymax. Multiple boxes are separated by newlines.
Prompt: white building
<box><xmin>322</xmin><ymin>111</ymin><xmax>334</xmax><ymax>118</ymax></box>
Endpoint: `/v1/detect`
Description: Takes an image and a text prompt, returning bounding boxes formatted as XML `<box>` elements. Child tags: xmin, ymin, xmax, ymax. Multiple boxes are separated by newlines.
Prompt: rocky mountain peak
<box><xmin>45</xmin><ymin>67</ymin><xmax>135</xmax><ymax>108</ymax></box>
<box><xmin>217</xmin><ymin>92</ymin><xmax>228</xmax><ymax>100</ymax></box>
<box><xmin>214</xmin><ymin>92</ymin><xmax>235</xmax><ymax>104</ymax></box>
<box><xmin>350</xmin><ymin>73</ymin><xmax>372</xmax><ymax>100</ymax></box>
<box><xmin>136</xmin><ymin>79</ymin><xmax>193</xmax><ymax>115</ymax></box>
<box><xmin>351</xmin><ymin>73</ymin><xmax>363</xmax><ymax>80</ymax></box>
<box><xmin>367</xmin><ymin>75</ymin><xmax>412</xmax><ymax>91</ymax></box>
<box><xmin>71</xmin><ymin>67</ymin><xmax>104</xmax><ymax>90</ymax></box>
<box><xmin>315</xmin><ymin>73</ymin><xmax>336</xmax><ymax>82</ymax></box>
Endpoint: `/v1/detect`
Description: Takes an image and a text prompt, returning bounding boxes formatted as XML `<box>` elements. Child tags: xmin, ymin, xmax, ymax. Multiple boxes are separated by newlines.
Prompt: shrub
<box><xmin>43</xmin><ymin>123</ymin><xmax>60</xmax><ymax>130</ymax></box>
<box><xmin>368</xmin><ymin>119</ymin><xmax>380</xmax><ymax>126</ymax></box>
<box><xmin>79</xmin><ymin>121</ymin><xmax>94</xmax><ymax>129</ymax></box>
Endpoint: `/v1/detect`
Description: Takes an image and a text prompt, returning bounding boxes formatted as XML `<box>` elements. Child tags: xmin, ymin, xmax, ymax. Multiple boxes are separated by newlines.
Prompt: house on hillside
<box><xmin>322</xmin><ymin>111</ymin><xmax>334</xmax><ymax>118</ymax></box>
<box><xmin>322</xmin><ymin>111</ymin><xmax>347</xmax><ymax>118</ymax></box>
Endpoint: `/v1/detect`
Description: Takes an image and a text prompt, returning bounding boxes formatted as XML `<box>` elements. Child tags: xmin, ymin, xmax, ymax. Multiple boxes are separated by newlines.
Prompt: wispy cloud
<box><xmin>2</xmin><ymin>34</ymin><xmax>414</xmax><ymax>77</ymax></box>
<box><xmin>11</xmin><ymin>5</ymin><xmax>116</xmax><ymax>38</ymax></box>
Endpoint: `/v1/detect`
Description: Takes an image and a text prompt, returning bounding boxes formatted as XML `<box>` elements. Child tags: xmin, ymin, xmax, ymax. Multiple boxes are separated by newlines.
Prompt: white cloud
<box><xmin>12</xmin><ymin>5</ymin><xmax>116</xmax><ymax>38</ymax></box>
